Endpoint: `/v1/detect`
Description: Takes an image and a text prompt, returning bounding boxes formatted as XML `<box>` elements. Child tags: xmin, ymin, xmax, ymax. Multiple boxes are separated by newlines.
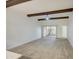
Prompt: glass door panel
<box><xmin>42</xmin><ymin>26</ymin><xmax>56</xmax><ymax>37</ymax></box>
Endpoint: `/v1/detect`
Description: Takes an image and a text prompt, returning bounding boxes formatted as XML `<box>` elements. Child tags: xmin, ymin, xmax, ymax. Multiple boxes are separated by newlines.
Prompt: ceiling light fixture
<box><xmin>46</xmin><ymin>15</ymin><xmax>49</xmax><ymax>20</ymax></box>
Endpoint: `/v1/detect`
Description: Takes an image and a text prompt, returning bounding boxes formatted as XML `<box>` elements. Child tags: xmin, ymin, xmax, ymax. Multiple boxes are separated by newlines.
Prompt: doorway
<box><xmin>42</xmin><ymin>26</ymin><xmax>56</xmax><ymax>37</ymax></box>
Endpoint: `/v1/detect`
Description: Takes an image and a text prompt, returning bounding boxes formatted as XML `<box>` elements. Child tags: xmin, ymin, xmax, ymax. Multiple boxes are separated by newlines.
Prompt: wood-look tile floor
<box><xmin>9</xmin><ymin>36</ymin><xmax>73</xmax><ymax>59</ymax></box>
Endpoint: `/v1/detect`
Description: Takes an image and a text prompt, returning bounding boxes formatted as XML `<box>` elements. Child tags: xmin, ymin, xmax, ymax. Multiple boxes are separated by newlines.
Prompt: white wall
<box><xmin>56</xmin><ymin>26</ymin><xmax>63</xmax><ymax>38</ymax></box>
<box><xmin>62</xmin><ymin>26</ymin><xmax>67</xmax><ymax>38</ymax></box>
<box><xmin>67</xmin><ymin>12</ymin><xmax>73</xmax><ymax>46</ymax></box>
<box><xmin>56</xmin><ymin>25</ymin><xmax>67</xmax><ymax>38</ymax></box>
<box><xmin>6</xmin><ymin>9</ymin><xmax>41</xmax><ymax>49</ymax></box>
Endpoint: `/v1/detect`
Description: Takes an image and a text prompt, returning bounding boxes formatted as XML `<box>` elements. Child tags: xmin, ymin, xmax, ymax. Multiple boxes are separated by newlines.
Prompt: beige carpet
<box><xmin>9</xmin><ymin>37</ymin><xmax>73</xmax><ymax>59</ymax></box>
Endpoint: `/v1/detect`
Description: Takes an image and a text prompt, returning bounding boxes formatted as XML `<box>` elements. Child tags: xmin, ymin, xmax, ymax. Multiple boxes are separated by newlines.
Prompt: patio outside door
<box><xmin>42</xmin><ymin>26</ymin><xmax>56</xmax><ymax>37</ymax></box>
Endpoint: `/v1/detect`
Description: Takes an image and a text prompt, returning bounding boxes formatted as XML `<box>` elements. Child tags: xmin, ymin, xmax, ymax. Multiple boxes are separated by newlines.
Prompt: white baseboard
<box><xmin>56</xmin><ymin>37</ymin><xmax>67</xmax><ymax>39</ymax></box>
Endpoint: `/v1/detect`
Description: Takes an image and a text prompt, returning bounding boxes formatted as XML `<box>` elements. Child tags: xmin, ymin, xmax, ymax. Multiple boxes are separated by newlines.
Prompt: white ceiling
<box><xmin>7</xmin><ymin>0</ymin><xmax>73</xmax><ymax>26</ymax></box>
<box><xmin>7</xmin><ymin>0</ymin><xmax>73</xmax><ymax>14</ymax></box>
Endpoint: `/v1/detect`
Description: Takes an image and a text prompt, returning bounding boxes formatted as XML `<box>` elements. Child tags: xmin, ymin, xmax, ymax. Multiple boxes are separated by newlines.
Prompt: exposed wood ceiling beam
<box><xmin>38</xmin><ymin>16</ymin><xmax>69</xmax><ymax>21</ymax></box>
<box><xmin>27</xmin><ymin>8</ymin><xmax>73</xmax><ymax>17</ymax></box>
<box><xmin>6</xmin><ymin>0</ymin><xmax>31</xmax><ymax>8</ymax></box>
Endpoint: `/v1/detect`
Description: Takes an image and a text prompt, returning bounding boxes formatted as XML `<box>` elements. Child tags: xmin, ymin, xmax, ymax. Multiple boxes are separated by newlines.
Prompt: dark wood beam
<box><xmin>6</xmin><ymin>0</ymin><xmax>31</xmax><ymax>8</ymax></box>
<box><xmin>38</xmin><ymin>18</ymin><xmax>45</xmax><ymax>21</ymax></box>
<box><xmin>38</xmin><ymin>16</ymin><xmax>69</xmax><ymax>21</ymax></box>
<box><xmin>27</xmin><ymin>8</ymin><xmax>73</xmax><ymax>17</ymax></box>
<box><xmin>50</xmin><ymin>16</ymin><xmax>69</xmax><ymax>20</ymax></box>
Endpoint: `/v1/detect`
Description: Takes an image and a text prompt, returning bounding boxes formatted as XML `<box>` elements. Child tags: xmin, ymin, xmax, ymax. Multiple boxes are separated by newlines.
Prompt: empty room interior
<box><xmin>6</xmin><ymin>0</ymin><xmax>73</xmax><ymax>59</ymax></box>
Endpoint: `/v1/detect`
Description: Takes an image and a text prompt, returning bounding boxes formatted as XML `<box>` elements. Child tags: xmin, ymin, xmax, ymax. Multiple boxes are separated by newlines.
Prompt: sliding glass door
<box><xmin>42</xmin><ymin>26</ymin><xmax>56</xmax><ymax>37</ymax></box>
